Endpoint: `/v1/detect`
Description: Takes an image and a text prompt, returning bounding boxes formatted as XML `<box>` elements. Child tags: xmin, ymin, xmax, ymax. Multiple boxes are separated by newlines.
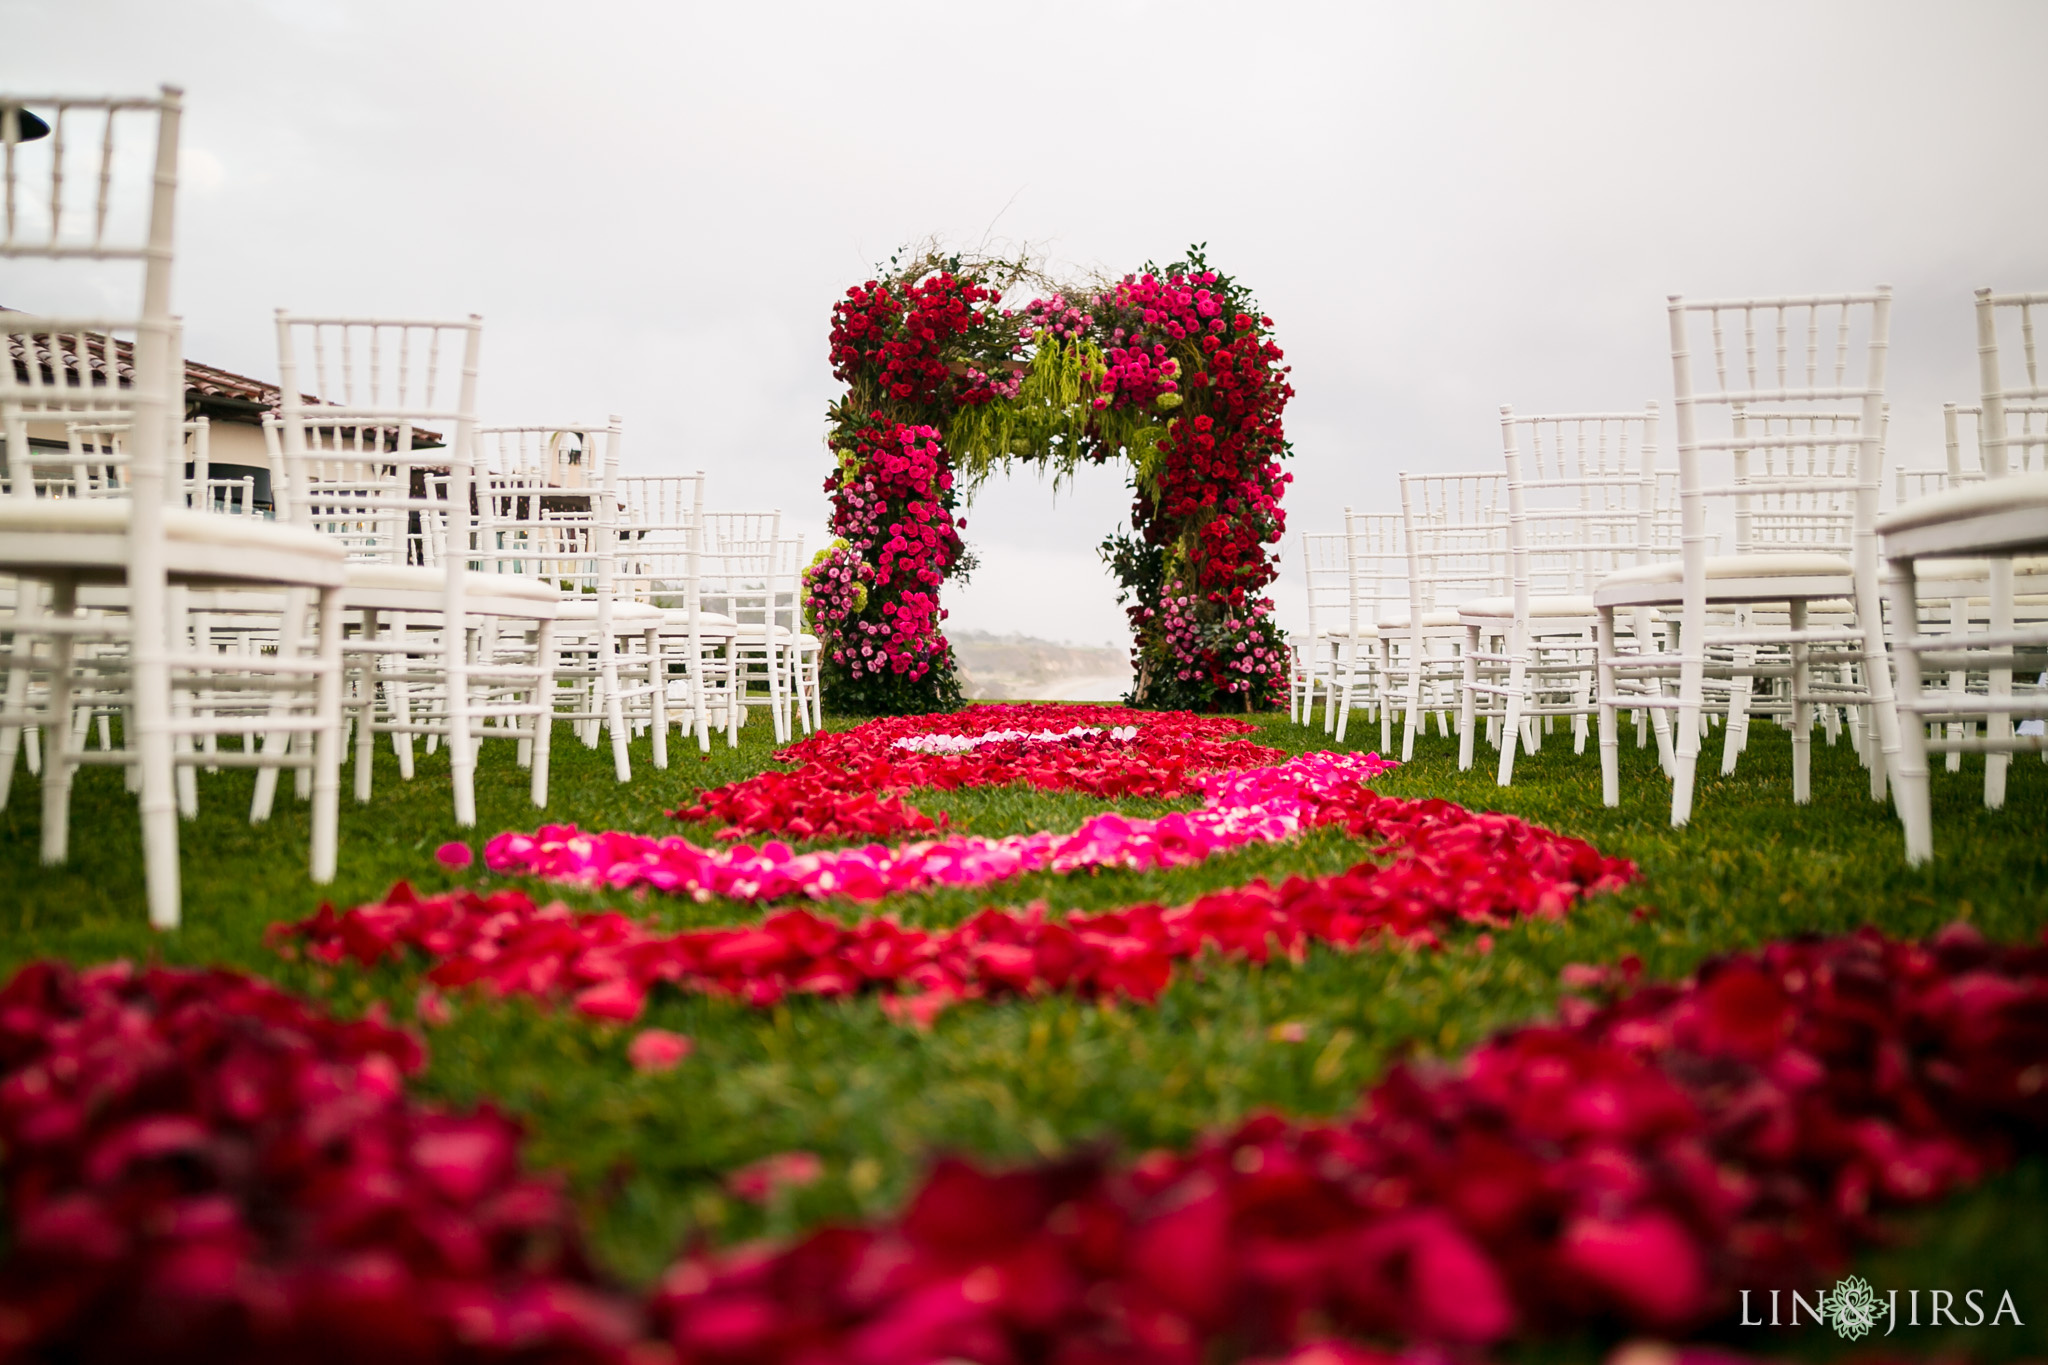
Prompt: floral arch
<box><xmin>803</xmin><ymin>246</ymin><xmax>1295</xmax><ymax>715</ymax></box>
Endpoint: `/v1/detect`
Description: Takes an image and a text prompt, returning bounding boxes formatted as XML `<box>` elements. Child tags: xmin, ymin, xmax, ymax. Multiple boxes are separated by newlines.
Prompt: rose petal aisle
<box><xmin>4</xmin><ymin>927</ymin><xmax>2044</xmax><ymax>1361</ymax></box>
<box><xmin>275</xmin><ymin>781</ymin><xmax>1634</xmax><ymax>1024</ymax></box>
<box><xmin>0</xmin><ymin>962</ymin><xmax>640</xmax><ymax>1363</ymax></box>
<box><xmin>643</xmin><ymin>926</ymin><xmax>2048</xmax><ymax>1362</ymax></box>
<box><xmin>482</xmin><ymin>749</ymin><xmax>1403</xmax><ymax>904</ymax></box>
<box><xmin>669</xmin><ymin>705</ymin><xmax>1282</xmax><ymax>841</ymax></box>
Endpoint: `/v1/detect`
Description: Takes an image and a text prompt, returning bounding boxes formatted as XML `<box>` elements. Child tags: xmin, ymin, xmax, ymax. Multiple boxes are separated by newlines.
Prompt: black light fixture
<box><xmin>5</xmin><ymin>108</ymin><xmax>52</xmax><ymax>143</ymax></box>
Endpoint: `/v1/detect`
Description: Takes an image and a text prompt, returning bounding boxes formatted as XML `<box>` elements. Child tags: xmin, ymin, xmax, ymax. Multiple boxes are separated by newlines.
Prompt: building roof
<box><xmin>4</xmin><ymin>310</ymin><xmax>440</xmax><ymax>443</ymax></box>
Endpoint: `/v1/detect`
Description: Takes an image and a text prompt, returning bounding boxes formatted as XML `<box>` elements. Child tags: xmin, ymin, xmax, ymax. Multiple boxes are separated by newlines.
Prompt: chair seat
<box><xmin>0</xmin><ymin>499</ymin><xmax>345</xmax><ymax>588</ymax></box>
<box><xmin>1375</xmin><ymin>608</ymin><xmax>1464</xmax><ymax>630</ymax></box>
<box><xmin>1595</xmin><ymin>552</ymin><xmax>1854</xmax><ymax>606</ymax></box>
<box><xmin>1603</xmin><ymin>552</ymin><xmax>1852</xmax><ymax>587</ymax></box>
<box><xmin>1457</xmin><ymin>593</ymin><xmax>1597</xmax><ymax>619</ymax></box>
<box><xmin>1904</xmin><ymin>554</ymin><xmax>2048</xmax><ymax>584</ymax></box>
<box><xmin>654</xmin><ymin>609</ymin><xmax>738</xmax><ymax>635</ymax></box>
<box><xmin>1322</xmin><ymin>625</ymin><xmax>1381</xmax><ymax>641</ymax></box>
<box><xmin>1881</xmin><ymin>473</ymin><xmax>2048</xmax><ymax>561</ymax></box>
<box><xmin>554</xmin><ymin>597</ymin><xmax>666</xmax><ymax>622</ymax></box>
<box><xmin>1881</xmin><ymin>472</ymin><xmax>2048</xmax><ymax>534</ymax></box>
<box><xmin>343</xmin><ymin>562</ymin><xmax>561</xmax><ymax>605</ymax></box>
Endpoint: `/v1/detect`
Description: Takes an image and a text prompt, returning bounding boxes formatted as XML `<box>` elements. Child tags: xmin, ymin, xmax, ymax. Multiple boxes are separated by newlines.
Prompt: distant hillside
<box><xmin>950</xmin><ymin>630</ymin><xmax>1134</xmax><ymax>702</ymax></box>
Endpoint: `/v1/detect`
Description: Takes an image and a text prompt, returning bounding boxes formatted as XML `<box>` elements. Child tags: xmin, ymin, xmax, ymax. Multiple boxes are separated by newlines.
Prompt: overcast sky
<box><xmin>8</xmin><ymin>0</ymin><xmax>2045</xmax><ymax>645</ymax></box>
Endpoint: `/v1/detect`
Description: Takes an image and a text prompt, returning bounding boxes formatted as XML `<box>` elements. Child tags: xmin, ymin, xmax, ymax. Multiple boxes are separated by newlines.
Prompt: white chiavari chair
<box><xmin>269</xmin><ymin>313</ymin><xmax>559</xmax><ymax>826</ymax></box>
<box><xmin>1885</xmin><ymin>403</ymin><xmax>2048</xmax><ymax>776</ymax></box>
<box><xmin>698</xmin><ymin>510</ymin><xmax>791</xmax><ymax>741</ymax></box>
<box><xmin>0</xmin><ymin>90</ymin><xmax>348</xmax><ymax>927</ymax></box>
<box><xmin>1332</xmin><ymin>510</ymin><xmax>1403</xmax><ymax>748</ymax></box>
<box><xmin>1291</xmin><ymin>530</ymin><xmax>1350</xmax><ymax>726</ymax></box>
<box><xmin>1594</xmin><ymin>290</ymin><xmax>1903</xmax><ymax>826</ymax></box>
<box><xmin>617</xmin><ymin>472</ymin><xmax>740</xmax><ymax>751</ymax></box>
<box><xmin>1884</xmin><ymin>289</ymin><xmax>2048</xmax><ymax>861</ymax></box>
<box><xmin>778</xmin><ymin>534</ymin><xmax>820</xmax><ymax>735</ymax></box>
<box><xmin>1382</xmin><ymin>473</ymin><xmax>1507</xmax><ymax>761</ymax></box>
<box><xmin>705</xmin><ymin>531</ymin><xmax>804</xmax><ymax>744</ymax></box>
<box><xmin>475</xmin><ymin>421</ymin><xmax>669</xmax><ymax>780</ymax></box>
<box><xmin>1461</xmin><ymin>406</ymin><xmax>1675</xmax><ymax>785</ymax></box>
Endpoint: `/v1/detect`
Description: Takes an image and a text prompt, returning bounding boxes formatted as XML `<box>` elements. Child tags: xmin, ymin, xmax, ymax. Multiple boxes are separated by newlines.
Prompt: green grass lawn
<box><xmin>2</xmin><ymin>706</ymin><xmax>2043</xmax><ymax>1360</ymax></box>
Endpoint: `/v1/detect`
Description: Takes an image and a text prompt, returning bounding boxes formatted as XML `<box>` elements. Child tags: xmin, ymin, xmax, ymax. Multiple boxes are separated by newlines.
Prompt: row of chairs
<box><xmin>1294</xmin><ymin>286</ymin><xmax>2048</xmax><ymax>863</ymax></box>
<box><xmin>0</xmin><ymin>88</ymin><xmax>823</xmax><ymax>927</ymax></box>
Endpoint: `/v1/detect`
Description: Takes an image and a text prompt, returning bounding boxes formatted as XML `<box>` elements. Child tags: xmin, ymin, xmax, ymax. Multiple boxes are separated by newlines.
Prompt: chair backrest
<box><xmin>52</xmin><ymin>415</ymin><xmax>213</xmax><ymax>504</ymax></box>
<box><xmin>1343</xmin><ymin>509</ymin><xmax>1406</xmax><ymax>631</ymax></box>
<box><xmin>617</xmin><ymin>472</ymin><xmax>705</xmax><ymax>609</ymax></box>
<box><xmin>1397</xmin><ymin>471</ymin><xmax>1508</xmax><ymax>615</ymax></box>
<box><xmin>701</xmin><ymin>509</ymin><xmax>781</xmax><ymax>553</ymax></box>
<box><xmin>1667</xmin><ymin>290</ymin><xmax>1891</xmax><ymax>574</ymax></box>
<box><xmin>705</xmin><ymin>534</ymin><xmax>802</xmax><ymax>633</ymax></box>
<box><xmin>1500</xmin><ymin>405</ymin><xmax>1668</xmax><ymax>607</ymax></box>
<box><xmin>2</xmin><ymin>88</ymin><xmax>183</xmax><ymax>511</ymax></box>
<box><xmin>1298</xmin><ymin>530</ymin><xmax>1349</xmax><ymax>640</ymax></box>
<box><xmin>1893</xmin><ymin>398</ymin><xmax>2048</xmax><ymax>508</ymax></box>
<box><xmin>1723</xmin><ymin>407</ymin><xmax>1868</xmax><ymax>556</ymax></box>
<box><xmin>472</xmin><ymin>421</ymin><xmax>622</xmax><ymax>590</ymax></box>
<box><xmin>1895</xmin><ymin>466</ymin><xmax>1956</xmax><ymax>507</ymax></box>
<box><xmin>272</xmin><ymin>314</ymin><xmax>483</xmax><ymax>573</ymax></box>
<box><xmin>1974</xmin><ymin>289</ymin><xmax>2048</xmax><ymax>480</ymax></box>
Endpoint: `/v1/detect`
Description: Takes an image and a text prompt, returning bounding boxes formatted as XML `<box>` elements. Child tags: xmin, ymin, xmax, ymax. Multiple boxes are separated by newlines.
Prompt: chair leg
<box><xmin>250</xmin><ymin>588</ymin><xmax>310</xmax><ymax>823</ymax></box>
<box><xmin>646</xmin><ymin>629</ymin><xmax>669</xmax><ymax>770</ymax></box>
<box><xmin>1401</xmin><ymin>642</ymin><xmax>1423</xmax><ymax>763</ymax></box>
<box><xmin>0</xmin><ymin>705</ymin><xmax>18</xmax><ymax>811</ymax></box>
<box><xmin>1986</xmin><ymin>559</ymin><xmax>2014</xmax><ymax>809</ymax></box>
<box><xmin>768</xmin><ymin>640</ymin><xmax>788</xmax><ymax>744</ymax></box>
<box><xmin>1332</xmin><ymin>642</ymin><xmax>1355</xmax><ymax>743</ymax></box>
<box><xmin>40</xmin><ymin>583</ymin><xmax>79</xmax><ymax>865</ymax></box>
<box><xmin>171</xmin><ymin>684</ymin><xmax>198</xmax><ymax>821</ymax></box>
<box><xmin>448</xmin><ymin>622</ymin><xmax>476</xmax><ymax>829</ymax></box>
<box><xmin>1457</xmin><ymin>625</ymin><xmax>1479</xmax><ymax>772</ymax></box>
<box><xmin>1886</xmin><ymin>563</ymin><xmax>1933</xmax><ymax>864</ymax></box>
<box><xmin>0</xmin><ymin>579</ymin><xmax>42</xmax><ymax>812</ymax></box>
<box><xmin>790</xmin><ymin>644</ymin><xmax>814</xmax><ymax>736</ymax></box>
<box><xmin>1719</xmin><ymin>628</ymin><xmax>1752</xmax><ymax>776</ymax></box>
<box><xmin>1854</xmin><ymin>568</ymin><xmax>1902</xmax><ymax>808</ymax></box>
<box><xmin>1378</xmin><ymin>641</ymin><xmax>1395</xmax><ymax>755</ymax></box>
<box><xmin>310</xmin><ymin>587</ymin><xmax>344</xmax><ymax>883</ymax></box>
<box><xmin>354</xmin><ymin>616</ymin><xmax>380</xmax><ymax>804</ymax></box>
<box><xmin>391</xmin><ymin>648</ymin><xmax>417</xmax><ymax>780</ymax></box>
<box><xmin>602</xmin><ymin>627</ymin><xmax>630</xmax><ymax>783</ymax></box>
<box><xmin>1570</xmin><ymin>636</ymin><xmax>1593</xmax><ymax>756</ymax></box>
<box><xmin>1941</xmin><ymin>596</ymin><xmax>1967</xmax><ymax>772</ymax></box>
<box><xmin>1496</xmin><ymin>645</ymin><xmax>1527</xmax><ymax>788</ymax></box>
<box><xmin>687</xmin><ymin>639</ymin><xmax>712</xmax><ymax>753</ymax></box>
<box><xmin>1596</xmin><ymin>609</ymin><xmax>1620</xmax><ymax>807</ymax></box>
<box><xmin>1323</xmin><ymin>643</ymin><xmax>1342</xmax><ymax>736</ymax></box>
<box><xmin>1789</xmin><ymin>601</ymin><xmax>1812</xmax><ymax>804</ymax></box>
<box><xmin>728</xmin><ymin>647</ymin><xmax>749</xmax><ymax>745</ymax></box>
<box><xmin>129</xmin><ymin>576</ymin><xmax>181</xmax><ymax>932</ymax></box>
<box><xmin>1670</xmin><ymin>609</ymin><xmax>1703</xmax><ymax>829</ymax></box>
<box><xmin>530</xmin><ymin>618</ymin><xmax>556</xmax><ymax>808</ymax></box>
